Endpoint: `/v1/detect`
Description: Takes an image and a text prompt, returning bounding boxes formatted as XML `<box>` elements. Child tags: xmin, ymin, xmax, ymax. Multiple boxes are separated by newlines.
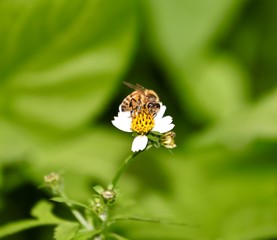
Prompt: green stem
<box><xmin>111</xmin><ymin>151</ymin><xmax>140</xmax><ymax>189</ymax></box>
<box><xmin>60</xmin><ymin>192</ymin><xmax>93</xmax><ymax>230</ymax></box>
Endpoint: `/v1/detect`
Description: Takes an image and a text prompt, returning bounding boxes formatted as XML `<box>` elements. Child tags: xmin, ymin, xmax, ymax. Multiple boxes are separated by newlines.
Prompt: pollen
<box><xmin>131</xmin><ymin>110</ymin><xmax>155</xmax><ymax>134</ymax></box>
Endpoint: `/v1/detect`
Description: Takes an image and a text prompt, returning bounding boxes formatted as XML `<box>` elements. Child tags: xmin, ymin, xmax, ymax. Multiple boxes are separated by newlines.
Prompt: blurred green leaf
<box><xmin>0</xmin><ymin>219</ymin><xmax>46</xmax><ymax>239</ymax></box>
<box><xmin>0</xmin><ymin>0</ymin><xmax>137</xmax><ymax>130</ymax></box>
<box><xmin>222</xmin><ymin>201</ymin><xmax>277</xmax><ymax>240</ymax></box>
<box><xmin>180</xmin><ymin>54</ymin><xmax>249</xmax><ymax>121</ymax></box>
<box><xmin>0</xmin><ymin>0</ymin><xmax>138</xmax><ymax>199</ymax></box>
<box><xmin>142</xmin><ymin>0</ymin><xmax>242</xmax><ymax>65</ymax></box>
<box><xmin>187</xmin><ymin>88</ymin><xmax>277</xmax><ymax>148</ymax></box>
<box><xmin>0</xmin><ymin>119</ymin><xmax>37</xmax><ymax>163</ymax></box>
<box><xmin>72</xmin><ymin>229</ymin><xmax>101</xmax><ymax>240</ymax></box>
<box><xmin>0</xmin><ymin>200</ymin><xmax>62</xmax><ymax>238</ymax></box>
<box><xmin>142</xmin><ymin>0</ymin><xmax>248</xmax><ymax>122</ymax></box>
<box><xmin>31</xmin><ymin>200</ymin><xmax>61</xmax><ymax>222</ymax></box>
<box><xmin>54</xmin><ymin>222</ymin><xmax>79</xmax><ymax>240</ymax></box>
<box><xmin>31</xmin><ymin>127</ymin><xmax>130</xmax><ymax>179</ymax></box>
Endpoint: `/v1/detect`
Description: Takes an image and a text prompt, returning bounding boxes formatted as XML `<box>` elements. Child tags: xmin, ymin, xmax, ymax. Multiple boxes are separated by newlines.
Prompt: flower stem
<box><xmin>60</xmin><ymin>192</ymin><xmax>93</xmax><ymax>230</ymax></box>
<box><xmin>111</xmin><ymin>151</ymin><xmax>140</xmax><ymax>189</ymax></box>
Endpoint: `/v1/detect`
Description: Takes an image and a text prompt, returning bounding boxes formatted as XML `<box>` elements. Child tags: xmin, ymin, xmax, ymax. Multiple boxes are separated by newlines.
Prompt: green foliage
<box><xmin>0</xmin><ymin>201</ymin><xmax>62</xmax><ymax>238</ymax></box>
<box><xmin>1</xmin><ymin>0</ymin><xmax>277</xmax><ymax>239</ymax></box>
<box><xmin>72</xmin><ymin>229</ymin><xmax>102</xmax><ymax>240</ymax></box>
<box><xmin>0</xmin><ymin>0</ymin><xmax>136</xmax><ymax>130</ymax></box>
<box><xmin>54</xmin><ymin>222</ymin><xmax>79</xmax><ymax>240</ymax></box>
<box><xmin>142</xmin><ymin>0</ymin><xmax>250</xmax><ymax>123</ymax></box>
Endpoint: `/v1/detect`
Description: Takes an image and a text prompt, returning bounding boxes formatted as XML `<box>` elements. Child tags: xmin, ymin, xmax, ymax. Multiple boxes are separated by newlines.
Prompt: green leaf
<box><xmin>31</xmin><ymin>127</ymin><xmax>130</xmax><ymax>180</ymax></box>
<box><xmin>0</xmin><ymin>119</ymin><xmax>35</xmax><ymax>163</ymax></box>
<box><xmin>72</xmin><ymin>229</ymin><xmax>101</xmax><ymax>240</ymax></box>
<box><xmin>93</xmin><ymin>185</ymin><xmax>105</xmax><ymax>195</ymax></box>
<box><xmin>221</xmin><ymin>201</ymin><xmax>277</xmax><ymax>240</ymax></box>
<box><xmin>187</xmin><ymin>89</ymin><xmax>277</xmax><ymax>149</ymax></box>
<box><xmin>31</xmin><ymin>200</ymin><xmax>61</xmax><ymax>222</ymax></box>
<box><xmin>179</xmin><ymin>54</ymin><xmax>249</xmax><ymax>122</ymax></box>
<box><xmin>142</xmin><ymin>0</ymin><xmax>243</xmax><ymax>65</ymax></box>
<box><xmin>54</xmin><ymin>222</ymin><xmax>79</xmax><ymax>240</ymax></box>
<box><xmin>0</xmin><ymin>200</ymin><xmax>62</xmax><ymax>238</ymax></box>
<box><xmin>0</xmin><ymin>0</ymin><xmax>137</xmax><ymax>130</ymax></box>
<box><xmin>0</xmin><ymin>220</ymin><xmax>44</xmax><ymax>238</ymax></box>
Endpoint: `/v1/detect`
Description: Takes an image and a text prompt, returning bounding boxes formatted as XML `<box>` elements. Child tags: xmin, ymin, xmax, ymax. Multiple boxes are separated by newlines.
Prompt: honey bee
<box><xmin>120</xmin><ymin>82</ymin><xmax>161</xmax><ymax>115</ymax></box>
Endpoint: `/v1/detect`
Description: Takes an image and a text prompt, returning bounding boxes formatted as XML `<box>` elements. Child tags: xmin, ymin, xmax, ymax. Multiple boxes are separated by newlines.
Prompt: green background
<box><xmin>1</xmin><ymin>0</ymin><xmax>277</xmax><ymax>239</ymax></box>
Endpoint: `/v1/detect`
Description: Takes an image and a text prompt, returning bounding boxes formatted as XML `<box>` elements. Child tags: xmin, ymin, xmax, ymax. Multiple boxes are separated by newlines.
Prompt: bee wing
<box><xmin>123</xmin><ymin>82</ymin><xmax>145</xmax><ymax>95</ymax></box>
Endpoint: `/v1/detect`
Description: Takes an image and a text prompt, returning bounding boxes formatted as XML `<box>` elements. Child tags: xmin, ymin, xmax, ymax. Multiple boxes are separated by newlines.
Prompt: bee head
<box><xmin>147</xmin><ymin>102</ymin><xmax>160</xmax><ymax>114</ymax></box>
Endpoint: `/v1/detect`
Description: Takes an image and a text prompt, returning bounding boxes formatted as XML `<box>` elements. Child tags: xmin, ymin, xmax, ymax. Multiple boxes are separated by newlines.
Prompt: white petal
<box><xmin>159</xmin><ymin>115</ymin><xmax>172</xmax><ymax>123</ymax></box>
<box><xmin>155</xmin><ymin>103</ymin><xmax>166</xmax><ymax>120</ymax></box>
<box><xmin>118</xmin><ymin>111</ymin><xmax>131</xmax><ymax>118</ymax></box>
<box><xmin>112</xmin><ymin>117</ymin><xmax>132</xmax><ymax>132</ymax></box>
<box><xmin>153</xmin><ymin>116</ymin><xmax>174</xmax><ymax>133</ymax></box>
<box><xmin>112</xmin><ymin>110</ymin><xmax>132</xmax><ymax>132</ymax></box>
<box><xmin>131</xmin><ymin>135</ymin><xmax>148</xmax><ymax>152</ymax></box>
<box><xmin>157</xmin><ymin>123</ymin><xmax>175</xmax><ymax>133</ymax></box>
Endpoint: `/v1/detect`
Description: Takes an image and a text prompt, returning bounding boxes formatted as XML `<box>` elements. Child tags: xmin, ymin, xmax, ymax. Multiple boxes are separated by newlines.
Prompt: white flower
<box><xmin>112</xmin><ymin>103</ymin><xmax>174</xmax><ymax>152</ymax></box>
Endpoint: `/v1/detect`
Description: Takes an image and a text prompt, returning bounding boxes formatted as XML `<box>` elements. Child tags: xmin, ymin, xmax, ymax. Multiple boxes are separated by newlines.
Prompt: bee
<box><xmin>120</xmin><ymin>82</ymin><xmax>161</xmax><ymax>115</ymax></box>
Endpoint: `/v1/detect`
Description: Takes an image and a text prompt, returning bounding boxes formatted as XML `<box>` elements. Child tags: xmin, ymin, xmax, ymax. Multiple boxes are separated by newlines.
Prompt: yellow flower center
<box><xmin>131</xmin><ymin>110</ymin><xmax>155</xmax><ymax>134</ymax></box>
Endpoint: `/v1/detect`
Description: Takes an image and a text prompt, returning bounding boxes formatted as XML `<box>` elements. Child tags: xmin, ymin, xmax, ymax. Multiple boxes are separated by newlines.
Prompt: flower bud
<box><xmin>89</xmin><ymin>197</ymin><xmax>105</xmax><ymax>216</ymax></box>
<box><xmin>44</xmin><ymin>172</ymin><xmax>62</xmax><ymax>194</ymax></box>
<box><xmin>160</xmin><ymin>131</ymin><xmax>176</xmax><ymax>149</ymax></box>
<box><xmin>101</xmin><ymin>190</ymin><xmax>116</xmax><ymax>204</ymax></box>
